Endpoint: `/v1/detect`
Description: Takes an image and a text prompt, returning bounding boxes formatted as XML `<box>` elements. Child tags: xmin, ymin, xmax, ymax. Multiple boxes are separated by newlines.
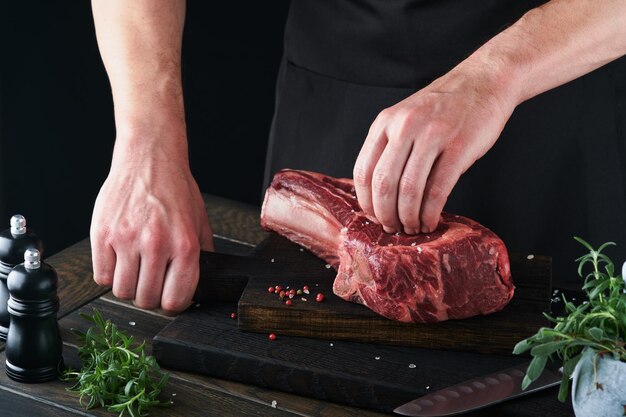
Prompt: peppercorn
<box><xmin>316</xmin><ymin>293</ymin><xmax>325</xmax><ymax>303</ymax></box>
<box><xmin>285</xmin><ymin>300</ymin><xmax>292</xmax><ymax>306</ymax></box>
<box><xmin>230</xmin><ymin>312</ymin><xmax>237</xmax><ymax>319</ymax></box>
<box><xmin>268</xmin><ymin>286</ymin><xmax>275</xmax><ymax>293</ymax></box>
<box><xmin>268</xmin><ymin>333</ymin><xmax>277</xmax><ymax>341</ymax></box>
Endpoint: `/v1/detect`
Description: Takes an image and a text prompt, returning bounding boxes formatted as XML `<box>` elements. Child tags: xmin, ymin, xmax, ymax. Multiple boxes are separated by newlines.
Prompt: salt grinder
<box><xmin>0</xmin><ymin>215</ymin><xmax>43</xmax><ymax>342</ymax></box>
<box><xmin>5</xmin><ymin>248</ymin><xmax>63</xmax><ymax>382</ymax></box>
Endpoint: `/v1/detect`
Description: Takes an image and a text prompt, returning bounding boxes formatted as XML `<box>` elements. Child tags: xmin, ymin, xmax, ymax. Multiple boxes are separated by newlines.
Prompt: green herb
<box><xmin>513</xmin><ymin>237</ymin><xmax>626</xmax><ymax>402</ymax></box>
<box><xmin>62</xmin><ymin>308</ymin><xmax>172</xmax><ymax>417</ymax></box>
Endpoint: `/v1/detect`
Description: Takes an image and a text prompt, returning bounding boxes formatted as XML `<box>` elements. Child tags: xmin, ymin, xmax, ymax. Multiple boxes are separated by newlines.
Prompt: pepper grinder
<box><xmin>0</xmin><ymin>215</ymin><xmax>43</xmax><ymax>342</ymax></box>
<box><xmin>5</xmin><ymin>248</ymin><xmax>63</xmax><ymax>382</ymax></box>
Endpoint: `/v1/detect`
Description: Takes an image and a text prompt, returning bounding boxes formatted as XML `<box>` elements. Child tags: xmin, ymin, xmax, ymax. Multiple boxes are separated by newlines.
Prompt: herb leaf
<box><xmin>515</xmin><ymin>237</ymin><xmax>626</xmax><ymax>402</ymax></box>
<box><xmin>62</xmin><ymin>308</ymin><xmax>172</xmax><ymax>416</ymax></box>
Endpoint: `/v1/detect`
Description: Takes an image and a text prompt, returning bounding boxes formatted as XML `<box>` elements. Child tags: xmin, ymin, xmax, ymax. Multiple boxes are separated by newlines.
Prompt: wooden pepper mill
<box><xmin>5</xmin><ymin>248</ymin><xmax>63</xmax><ymax>382</ymax></box>
<box><xmin>0</xmin><ymin>215</ymin><xmax>43</xmax><ymax>342</ymax></box>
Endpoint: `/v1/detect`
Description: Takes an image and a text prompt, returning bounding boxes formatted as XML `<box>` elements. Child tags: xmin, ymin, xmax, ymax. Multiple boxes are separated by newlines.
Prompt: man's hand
<box><xmin>91</xmin><ymin>156</ymin><xmax>213</xmax><ymax>313</ymax></box>
<box><xmin>90</xmin><ymin>0</ymin><xmax>212</xmax><ymax>313</ymax></box>
<box><xmin>354</xmin><ymin>65</ymin><xmax>515</xmax><ymax>234</ymax></box>
<box><xmin>354</xmin><ymin>0</ymin><xmax>626</xmax><ymax>234</ymax></box>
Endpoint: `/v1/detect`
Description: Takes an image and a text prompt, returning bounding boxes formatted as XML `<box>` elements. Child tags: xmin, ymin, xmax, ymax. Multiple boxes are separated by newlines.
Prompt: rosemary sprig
<box><xmin>62</xmin><ymin>308</ymin><xmax>172</xmax><ymax>417</ymax></box>
<box><xmin>514</xmin><ymin>237</ymin><xmax>626</xmax><ymax>402</ymax></box>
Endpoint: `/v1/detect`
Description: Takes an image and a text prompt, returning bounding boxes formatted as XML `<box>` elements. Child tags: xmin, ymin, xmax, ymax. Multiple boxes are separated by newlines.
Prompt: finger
<box><xmin>111</xmin><ymin>250</ymin><xmax>140</xmax><ymax>300</ymax></box>
<box><xmin>419</xmin><ymin>152</ymin><xmax>467</xmax><ymax>232</ymax></box>
<box><xmin>397</xmin><ymin>146</ymin><xmax>438</xmax><ymax>234</ymax></box>
<box><xmin>353</xmin><ymin>116</ymin><xmax>388</xmax><ymax>218</ymax></box>
<box><xmin>133</xmin><ymin>252</ymin><xmax>168</xmax><ymax>310</ymax></box>
<box><xmin>91</xmin><ymin>239</ymin><xmax>116</xmax><ymax>288</ymax></box>
<box><xmin>370</xmin><ymin>137</ymin><xmax>413</xmax><ymax>233</ymax></box>
<box><xmin>160</xmin><ymin>243</ymin><xmax>200</xmax><ymax>314</ymax></box>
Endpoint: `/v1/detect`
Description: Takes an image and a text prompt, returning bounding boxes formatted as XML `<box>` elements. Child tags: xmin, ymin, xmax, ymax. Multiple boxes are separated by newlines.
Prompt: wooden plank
<box><xmin>153</xmin><ymin>303</ymin><xmax>573</xmax><ymax>415</ymax></box>
<box><xmin>61</xmin><ymin>297</ymin><xmax>388</xmax><ymax>417</ymax></box>
<box><xmin>235</xmin><ymin>234</ymin><xmax>551</xmax><ymax>354</ymax></box>
<box><xmin>46</xmin><ymin>239</ymin><xmax>109</xmax><ymax>318</ymax></box>
<box><xmin>170</xmin><ymin>371</ymin><xmax>390</xmax><ymax>417</ymax></box>
<box><xmin>0</xmin><ymin>387</ymin><xmax>89</xmax><ymax>417</ymax></box>
<box><xmin>0</xmin><ymin>299</ymin><xmax>300</xmax><ymax>417</ymax></box>
<box><xmin>0</xmin><ymin>349</ymin><xmax>296</xmax><ymax>417</ymax></box>
<box><xmin>59</xmin><ymin>298</ymin><xmax>172</xmax><ymax>352</ymax></box>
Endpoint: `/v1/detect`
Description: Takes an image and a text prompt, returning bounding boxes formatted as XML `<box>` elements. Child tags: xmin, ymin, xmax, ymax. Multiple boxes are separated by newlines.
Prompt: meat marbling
<box><xmin>261</xmin><ymin>169</ymin><xmax>514</xmax><ymax>323</ymax></box>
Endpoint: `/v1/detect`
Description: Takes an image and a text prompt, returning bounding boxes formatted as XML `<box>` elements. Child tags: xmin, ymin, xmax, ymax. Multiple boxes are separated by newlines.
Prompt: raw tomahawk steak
<box><xmin>261</xmin><ymin>169</ymin><xmax>514</xmax><ymax>323</ymax></box>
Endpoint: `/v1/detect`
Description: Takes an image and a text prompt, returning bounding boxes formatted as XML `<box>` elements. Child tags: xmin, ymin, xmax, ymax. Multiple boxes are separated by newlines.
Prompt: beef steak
<box><xmin>261</xmin><ymin>169</ymin><xmax>514</xmax><ymax>323</ymax></box>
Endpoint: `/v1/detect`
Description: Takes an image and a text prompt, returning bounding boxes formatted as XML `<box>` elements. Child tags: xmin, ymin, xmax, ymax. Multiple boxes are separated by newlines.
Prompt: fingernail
<box><xmin>404</xmin><ymin>227</ymin><xmax>415</xmax><ymax>235</ymax></box>
<box><xmin>421</xmin><ymin>226</ymin><xmax>430</xmax><ymax>234</ymax></box>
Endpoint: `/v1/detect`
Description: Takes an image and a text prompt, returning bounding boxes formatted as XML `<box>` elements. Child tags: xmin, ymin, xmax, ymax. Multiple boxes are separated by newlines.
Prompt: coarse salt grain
<box><xmin>417</xmin><ymin>246</ymin><xmax>423</xmax><ymax>253</ymax></box>
<box><xmin>271</xmin><ymin>400</ymin><xmax>277</xmax><ymax>408</ymax></box>
<box><xmin>426</xmin><ymin>386</ymin><xmax>430</xmax><ymax>390</ymax></box>
<box><xmin>325</xmin><ymin>264</ymin><xmax>331</xmax><ymax>269</ymax></box>
<box><xmin>411</xmin><ymin>242</ymin><xmax>416</xmax><ymax>246</ymax></box>
<box><xmin>195</xmin><ymin>303</ymin><xmax>201</xmax><ymax>308</ymax></box>
<box><xmin>271</xmin><ymin>258</ymin><xmax>275</xmax><ymax>263</ymax></box>
<box><xmin>365</xmin><ymin>221</ymin><xmax>370</xmax><ymax>225</ymax></box>
<box><xmin>172</xmin><ymin>393</ymin><xmax>177</xmax><ymax>397</ymax></box>
<box><xmin>299</xmin><ymin>248</ymin><xmax>304</xmax><ymax>252</ymax></box>
<box><xmin>128</xmin><ymin>321</ymin><xmax>136</xmax><ymax>326</ymax></box>
<box><xmin>330</xmin><ymin>343</ymin><xmax>334</xmax><ymax>347</ymax></box>
<box><xmin>341</xmin><ymin>227</ymin><xmax>348</xmax><ymax>232</ymax></box>
<box><xmin>301</xmin><ymin>297</ymin><xmax>307</xmax><ymax>301</ymax></box>
<box><xmin>527</xmin><ymin>254</ymin><xmax>535</xmax><ymax>260</ymax></box>
<box><xmin>374</xmin><ymin>356</ymin><xmax>380</xmax><ymax>360</ymax></box>
<box><xmin>408</xmin><ymin>364</ymin><xmax>416</xmax><ymax>369</ymax></box>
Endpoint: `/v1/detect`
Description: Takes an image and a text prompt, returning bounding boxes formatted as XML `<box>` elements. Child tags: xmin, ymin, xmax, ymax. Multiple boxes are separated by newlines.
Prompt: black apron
<box><xmin>264</xmin><ymin>0</ymin><xmax>626</xmax><ymax>288</ymax></box>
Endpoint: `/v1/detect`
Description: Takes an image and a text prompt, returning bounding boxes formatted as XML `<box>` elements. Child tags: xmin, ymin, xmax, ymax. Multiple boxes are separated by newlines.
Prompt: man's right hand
<box><xmin>90</xmin><ymin>153</ymin><xmax>213</xmax><ymax>314</ymax></box>
<box><xmin>89</xmin><ymin>0</ymin><xmax>210</xmax><ymax>313</ymax></box>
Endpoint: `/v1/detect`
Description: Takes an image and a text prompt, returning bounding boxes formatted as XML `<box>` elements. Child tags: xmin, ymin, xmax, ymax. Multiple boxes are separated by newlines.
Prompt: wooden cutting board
<box><xmin>232</xmin><ymin>233</ymin><xmax>551</xmax><ymax>355</ymax></box>
<box><xmin>152</xmin><ymin>303</ymin><xmax>571</xmax><ymax>415</ymax></box>
<box><xmin>152</xmin><ymin>235</ymin><xmax>565</xmax><ymax>414</ymax></box>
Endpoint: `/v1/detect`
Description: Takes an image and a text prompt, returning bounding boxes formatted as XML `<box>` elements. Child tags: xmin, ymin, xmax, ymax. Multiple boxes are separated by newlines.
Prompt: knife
<box><xmin>393</xmin><ymin>362</ymin><xmax>562</xmax><ymax>416</ymax></box>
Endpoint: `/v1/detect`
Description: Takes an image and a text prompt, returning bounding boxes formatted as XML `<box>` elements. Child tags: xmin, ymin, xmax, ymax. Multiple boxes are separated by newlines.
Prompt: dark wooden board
<box><xmin>10</xmin><ymin>297</ymin><xmax>297</xmax><ymax>417</ymax></box>
<box><xmin>236</xmin><ymin>233</ymin><xmax>551</xmax><ymax>355</ymax></box>
<box><xmin>152</xmin><ymin>303</ymin><xmax>573</xmax><ymax>415</ymax></box>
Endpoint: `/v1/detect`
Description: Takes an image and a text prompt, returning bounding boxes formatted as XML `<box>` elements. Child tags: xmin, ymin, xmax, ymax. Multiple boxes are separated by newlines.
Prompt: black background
<box><xmin>0</xmin><ymin>1</ymin><xmax>290</xmax><ymax>256</ymax></box>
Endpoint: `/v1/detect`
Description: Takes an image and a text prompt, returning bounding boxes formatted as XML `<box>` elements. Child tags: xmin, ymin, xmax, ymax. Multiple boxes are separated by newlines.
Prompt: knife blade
<box><xmin>393</xmin><ymin>362</ymin><xmax>562</xmax><ymax>416</ymax></box>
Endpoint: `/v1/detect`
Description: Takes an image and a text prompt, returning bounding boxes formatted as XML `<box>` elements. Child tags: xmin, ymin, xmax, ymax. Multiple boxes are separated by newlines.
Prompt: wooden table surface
<box><xmin>0</xmin><ymin>195</ymin><xmax>572</xmax><ymax>417</ymax></box>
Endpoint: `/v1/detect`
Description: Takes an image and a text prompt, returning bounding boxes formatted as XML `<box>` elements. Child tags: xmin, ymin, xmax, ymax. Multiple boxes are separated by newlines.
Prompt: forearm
<box><xmin>463</xmin><ymin>0</ymin><xmax>626</xmax><ymax>106</ymax></box>
<box><xmin>91</xmin><ymin>0</ymin><xmax>187</xmax><ymax>163</ymax></box>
